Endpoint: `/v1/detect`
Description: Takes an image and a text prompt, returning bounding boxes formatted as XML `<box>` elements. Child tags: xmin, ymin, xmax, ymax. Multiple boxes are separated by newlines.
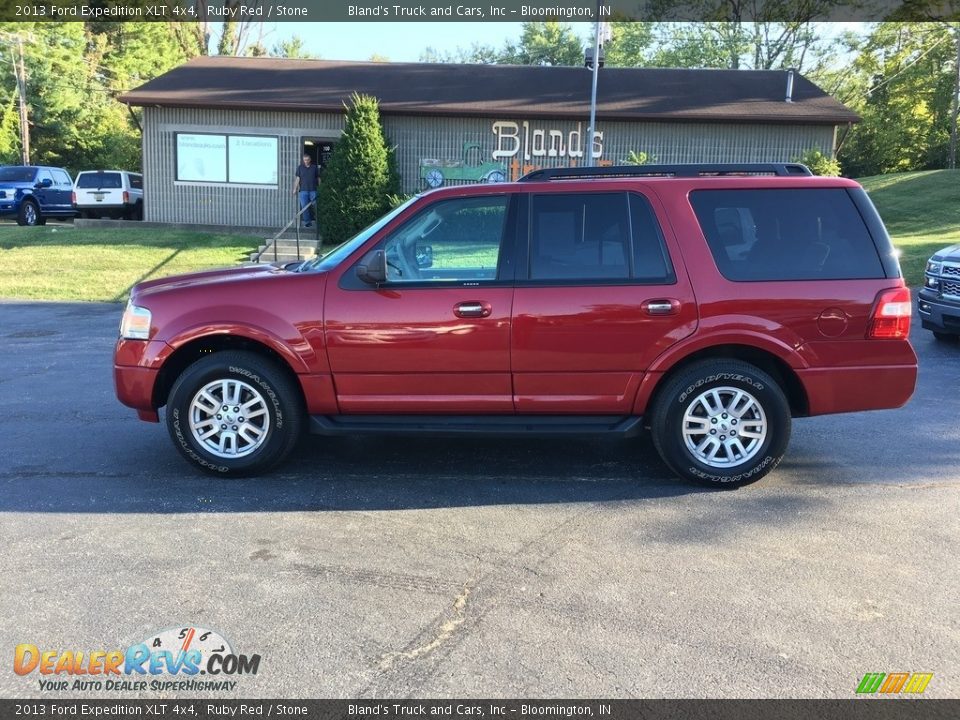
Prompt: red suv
<box><xmin>114</xmin><ymin>164</ymin><xmax>917</xmax><ymax>487</ymax></box>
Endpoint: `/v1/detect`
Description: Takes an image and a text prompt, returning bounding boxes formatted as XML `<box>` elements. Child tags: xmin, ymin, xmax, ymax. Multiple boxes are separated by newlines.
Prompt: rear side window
<box><xmin>529</xmin><ymin>192</ymin><xmax>673</xmax><ymax>283</ymax></box>
<box><xmin>129</xmin><ymin>174</ymin><xmax>143</xmax><ymax>190</ymax></box>
<box><xmin>690</xmin><ymin>188</ymin><xmax>885</xmax><ymax>281</ymax></box>
<box><xmin>76</xmin><ymin>172</ymin><xmax>122</xmax><ymax>189</ymax></box>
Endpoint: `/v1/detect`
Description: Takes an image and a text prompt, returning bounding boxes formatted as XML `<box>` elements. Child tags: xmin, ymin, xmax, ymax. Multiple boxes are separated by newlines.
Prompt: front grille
<box><xmin>942</xmin><ymin>264</ymin><xmax>960</xmax><ymax>278</ymax></box>
<box><xmin>942</xmin><ymin>279</ymin><xmax>960</xmax><ymax>298</ymax></box>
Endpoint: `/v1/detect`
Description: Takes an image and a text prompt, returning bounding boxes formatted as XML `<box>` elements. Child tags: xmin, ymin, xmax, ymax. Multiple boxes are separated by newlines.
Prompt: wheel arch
<box><xmin>643</xmin><ymin>343</ymin><xmax>810</xmax><ymax>421</ymax></box>
<box><xmin>152</xmin><ymin>334</ymin><xmax>306</xmax><ymax>411</ymax></box>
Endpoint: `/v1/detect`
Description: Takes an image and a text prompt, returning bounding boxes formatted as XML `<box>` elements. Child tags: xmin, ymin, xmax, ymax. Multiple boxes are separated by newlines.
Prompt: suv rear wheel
<box><xmin>650</xmin><ymin>360</ymin><xmax>791</xmax><ymax>488</ymax></box>
<box><xmin>166</xmin><ymin>351</ymin><xmax>304</xmax><ymax>476</ymax></box>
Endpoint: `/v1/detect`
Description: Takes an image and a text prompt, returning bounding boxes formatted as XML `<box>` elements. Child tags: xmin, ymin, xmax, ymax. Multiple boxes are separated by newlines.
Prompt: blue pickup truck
<box><xmin>0</xmin><ymin>165</ymin><xmax>76</xmax><ymax>226</ymax></box>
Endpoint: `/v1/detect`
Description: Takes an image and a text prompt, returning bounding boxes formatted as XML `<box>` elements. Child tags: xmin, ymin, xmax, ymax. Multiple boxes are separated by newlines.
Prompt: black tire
<box><xmin>165</xmin><ymin>351</ymin><xmax>304</xmax><ymax>477</ymax></box>
<box><xmin>933</xmin><ymin>331</ymin><xmax>958</xmax><ymax>342</ymax></box>
<box><xmin>133</xmin><ymin>201</ymin><xmax>143</xmax><ymax>221</ymax></box>
<box><xmin>17</xmin><ymin>200</ymin><xmax>40</xmax><ymax>226</ymax></box>
<box><xmin>649</xmin><ymin>360</ymin><xmax>791</xmax><ymax>488</ymax></box>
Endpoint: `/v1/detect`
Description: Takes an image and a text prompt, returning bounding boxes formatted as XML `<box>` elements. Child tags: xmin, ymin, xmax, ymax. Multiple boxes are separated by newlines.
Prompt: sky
<box><xmin>248</xmin><ymin>22</ymin><xmax>528</xmax><ymax>61</ymax></box>
<box><xmin>239</xmin><ymin>21</ymin><xmax>866</xmax><ymax>64</ymax></box>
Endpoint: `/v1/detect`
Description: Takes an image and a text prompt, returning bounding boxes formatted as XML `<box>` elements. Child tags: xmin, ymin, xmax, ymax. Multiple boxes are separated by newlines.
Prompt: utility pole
<box><xmin>585</xmin><ymin>1</ymin><xmax>602</xmax><ymax>168</ymax></box>
<box><xmin>950</xmin><ymin>23</ymin><xmax>960</xmax><ymax>170</ymax></box>
<box><xmin>14</xmin><ymin>35</ymin><xmax>29</xmax><ymax>166</ymax></box>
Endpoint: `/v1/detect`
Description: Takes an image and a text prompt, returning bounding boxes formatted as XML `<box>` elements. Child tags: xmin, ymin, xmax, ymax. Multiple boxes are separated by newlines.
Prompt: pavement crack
<box><xmin>378</xmin><ymin>581</ymin><xmax>473</xmax><ymax>671</ymax></box>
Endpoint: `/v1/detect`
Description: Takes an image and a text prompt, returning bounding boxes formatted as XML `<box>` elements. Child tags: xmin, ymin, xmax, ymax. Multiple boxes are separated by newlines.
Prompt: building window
<box><xmin>175</xmin><ymin>133</ymin><xmax>278</xmax><ymax>186</ymax></box>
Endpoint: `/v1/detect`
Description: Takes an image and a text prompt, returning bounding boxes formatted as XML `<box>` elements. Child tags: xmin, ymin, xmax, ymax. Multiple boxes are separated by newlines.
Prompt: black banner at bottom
<box><xmin>1</xmin><ymin>699</ymin><xmax>958</xmax><ymax>720</ymax></box>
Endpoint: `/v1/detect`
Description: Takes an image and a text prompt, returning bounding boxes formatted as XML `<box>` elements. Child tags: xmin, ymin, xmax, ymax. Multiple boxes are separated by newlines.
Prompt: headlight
<box><xmin>926</xmin><ymin>260</ymin><xmax>942</xmax><ymax>275</ymax></box>
<box><xmin>119</xmin><ymin>302</ymin><xmax>152</xmax><ymax>340</ymax></box>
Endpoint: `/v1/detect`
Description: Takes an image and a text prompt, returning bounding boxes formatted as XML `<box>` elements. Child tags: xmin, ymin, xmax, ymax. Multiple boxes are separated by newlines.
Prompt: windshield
<box><xmin>301</xmin><ymin>195</ymin><xmax>420</xmax><ymax>272</ymax></box>
<box><xmin>0</xmin><ymin>167</ymin><xmax>36</xmax><ymax>183</ymax></box>
<box><xmin>77</xmin><ymin>172</ymin><xmax>122</xmax><ymax>189</ymax></box>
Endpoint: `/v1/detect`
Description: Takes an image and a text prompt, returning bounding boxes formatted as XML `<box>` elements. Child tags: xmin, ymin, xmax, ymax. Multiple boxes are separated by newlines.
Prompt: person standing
<box><xmin>292</xmin><ymin>153</ymin><xmax>320</xmax><ymax>228</ymax></box>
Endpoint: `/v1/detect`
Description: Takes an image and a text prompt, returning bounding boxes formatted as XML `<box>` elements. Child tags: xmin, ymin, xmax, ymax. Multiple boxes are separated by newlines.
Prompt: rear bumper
<box><xmin>918</xmin><ymin>292</ymin><xmax>960</xmax><ymax>335</ymax></box>
<box><xmin>797</xmin><ymin>363</ymin><xmax>917</xmax><ymax>416</ymax></box>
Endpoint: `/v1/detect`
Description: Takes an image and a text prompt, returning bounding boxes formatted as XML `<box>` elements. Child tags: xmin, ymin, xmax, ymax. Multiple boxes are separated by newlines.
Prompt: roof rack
<box><xmin>518</xmin><ymin>163</ymin><xmax>813</xmax><ymax>182</ymax></box>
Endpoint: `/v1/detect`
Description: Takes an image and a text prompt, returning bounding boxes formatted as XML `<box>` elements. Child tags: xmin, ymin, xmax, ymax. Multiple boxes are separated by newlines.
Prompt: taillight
<box><xmin>71</xmin><ymin>191</ymin><xmax>76</xmax><ymax>204</ymax></box>
<box><xmin>123</xmin><ymin>191</ymin><xmax>129</xmax><ymax>204</ymax></box>
<box><xmin>867</xmin><ymin>287</ymin><xmax>912</xmax><ymax>339</ymax></box>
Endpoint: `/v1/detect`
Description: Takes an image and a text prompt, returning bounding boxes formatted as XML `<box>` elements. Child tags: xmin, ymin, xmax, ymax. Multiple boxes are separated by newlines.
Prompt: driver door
<box><xmin>325</xmin><ymin>193</ymin><xmax>517</xmax><ymax>414</ymax></box>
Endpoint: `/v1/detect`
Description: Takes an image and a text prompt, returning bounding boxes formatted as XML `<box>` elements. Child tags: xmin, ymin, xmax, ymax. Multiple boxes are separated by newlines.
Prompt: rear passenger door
<box><xmin>511</xmin><ymin>189</ymin><xmax>698</xmax><ymax>414</ymax></box>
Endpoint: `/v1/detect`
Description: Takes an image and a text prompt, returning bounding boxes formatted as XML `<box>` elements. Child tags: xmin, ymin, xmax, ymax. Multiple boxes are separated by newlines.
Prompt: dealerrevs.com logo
<box><xmin>14</xmin><ymin>626</ymin><xmax>261</xmax><ymax>693</ymax></box>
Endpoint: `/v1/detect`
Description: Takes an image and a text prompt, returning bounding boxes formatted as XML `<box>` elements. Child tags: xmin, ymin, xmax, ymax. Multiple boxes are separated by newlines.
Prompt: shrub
<box><xmin>793</xmin><ymin>148</ymin><xmax>842</xmax><ymax>177</ymax></box>
<box><xmin>318</xmin><ymin>94</ymin><xmax>401</xmax><ymax>245</ymax></box>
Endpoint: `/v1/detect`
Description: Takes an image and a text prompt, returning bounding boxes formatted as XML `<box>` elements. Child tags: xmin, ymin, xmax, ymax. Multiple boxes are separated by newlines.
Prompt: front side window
<box><xmin>380</xmin><ymin>195</ymin><xmax>508</xmax><ymax>284</ymax></box>
<box><xmin>690</xmin><ymin>188</ymin><xmax>886</xmax><ymax>281</ymax></box>
<box><xmin>52</xmin><ymin>170</ymin><xmax>72</xmax><ymax>188</ymax></box>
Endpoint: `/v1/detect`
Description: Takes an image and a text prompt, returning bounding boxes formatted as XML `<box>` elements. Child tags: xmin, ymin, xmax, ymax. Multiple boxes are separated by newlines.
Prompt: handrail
<box><xmin>252</xmin><ymin>200</ymin><xmax>319</xmax><ymax>264</ymax></box>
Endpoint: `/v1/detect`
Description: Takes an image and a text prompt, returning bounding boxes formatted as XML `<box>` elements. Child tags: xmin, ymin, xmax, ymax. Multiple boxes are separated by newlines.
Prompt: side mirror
<box><xmin>355</xmin><ymin>249</ymin><xmax>387</xmax><ymax>285</ymax></box>
<box><xmin>38</xmin><ymin>178</ymin><xmax>52</xmax><ymax>188</ymax></box>
<box><xmin>416</xmin><ymin>244</ymin><xmax>433</xmax><ymax>269</ymax></box>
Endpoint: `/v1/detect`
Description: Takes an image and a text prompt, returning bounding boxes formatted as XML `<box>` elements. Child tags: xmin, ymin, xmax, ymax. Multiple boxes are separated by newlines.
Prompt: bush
<box><xmin>625</xmin><ymin>150</ymin><xmax>655</xmax><ymax>165</ymax></box>
<box><xmin>318</xmin><ymin>94</ymin><xmax>401</xmax><ymax>245</ymax></box>
<box><xmin>793</xmin><ymin>148</ymin><xmax>841</xmax><ymax>177</ymax></box>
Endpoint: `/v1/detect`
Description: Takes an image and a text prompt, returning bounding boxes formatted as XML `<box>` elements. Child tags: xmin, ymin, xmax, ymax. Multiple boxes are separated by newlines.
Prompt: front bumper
<box><xmin>114</xmin><ymin>339</ymin><xmax>170</xmax><ymax>422</ymax></box>
<box><xmin>918</xmin><ymin>291</ymin><xmax>960</xmax><ymax>335</ymax></box>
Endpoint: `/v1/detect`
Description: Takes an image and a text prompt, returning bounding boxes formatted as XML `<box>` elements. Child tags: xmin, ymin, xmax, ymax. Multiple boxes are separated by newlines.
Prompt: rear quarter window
<box><xmin>690</xmin><ymin>188</ymin><xmax>887</xmax><ymax>281</ymax></box>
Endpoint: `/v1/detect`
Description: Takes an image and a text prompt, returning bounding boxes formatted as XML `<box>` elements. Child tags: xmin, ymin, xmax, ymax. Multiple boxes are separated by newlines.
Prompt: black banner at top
<box><xmin>3</xmin><ymin>0</ymin><xmax>959</xmax><ymax>23</ymax></box>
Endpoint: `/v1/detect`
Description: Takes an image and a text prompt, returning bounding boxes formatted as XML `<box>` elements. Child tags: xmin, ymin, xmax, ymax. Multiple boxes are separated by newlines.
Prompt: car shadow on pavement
<box><xmin>0</xmin><ymin>434</ymin><xmax>719</xmax><ymax>514</ymax></box>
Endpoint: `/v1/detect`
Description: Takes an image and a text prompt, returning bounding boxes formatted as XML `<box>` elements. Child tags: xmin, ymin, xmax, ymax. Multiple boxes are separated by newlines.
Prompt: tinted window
<box><xmin>0</xmin><ymin>167</ymin><xmax>36</xmax><ymax>183</ymax></box>
<box><xmin>129</xmin><ymin>174</ymin><xmax>143</xmax><ymax>190</ymax></box>
<box><xmin>531</xmin><ymin>193</ymin><xmax>629</xmax><ymax>280</ymax></box>
<box><xmin>77</xmin><ymin>172</ymin><xmax>122</xmax><ymax>189</ymax></box>
<box><xmin>629</xmin><ymin>194</ymin><xmax>674</xmax><ymax>283</ymax></box>
<box><xmin>690</xmin><ymin>188</ymin><xmax>885</xmax><ymax>281</ymax></box>
<box><xmin>381</xmin><ymin>195</ymin><xmax>507</xmax><ymax>283</ymax></box>
<box><xmin>36</xmin><ymin>169</ymin><xmax>53</xmax><ymax>186</ymax></box>
<box><xmin>529</xmin><ymin>192</ymin><xmax>673</xmax><ymax>283</ymax></box>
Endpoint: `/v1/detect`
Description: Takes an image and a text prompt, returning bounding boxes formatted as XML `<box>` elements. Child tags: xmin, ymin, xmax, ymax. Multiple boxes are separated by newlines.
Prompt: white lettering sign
<box><xmin>492</xmin><ymin>121</ymin><xmax>603</xmax><ymax>161</ymax></box>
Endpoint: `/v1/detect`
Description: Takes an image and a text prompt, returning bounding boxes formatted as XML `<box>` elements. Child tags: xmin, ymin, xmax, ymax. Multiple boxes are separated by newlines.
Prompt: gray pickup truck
<box><xmin>919</xmin><ymin>244</ymin><xmax>960</xmax><ymax>341</ymax></box>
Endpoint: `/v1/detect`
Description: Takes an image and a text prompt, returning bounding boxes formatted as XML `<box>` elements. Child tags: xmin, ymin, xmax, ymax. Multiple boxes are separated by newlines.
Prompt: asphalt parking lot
<box><xmin>0</xmin><ymin>299</ymin><xmax>957</xmax><ymax>699</ymax></box>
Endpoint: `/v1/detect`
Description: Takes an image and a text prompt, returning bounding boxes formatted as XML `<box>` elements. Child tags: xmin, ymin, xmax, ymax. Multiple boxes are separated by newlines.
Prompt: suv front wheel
<box><xmin>166</xmin><ymin>351</ymin><xmax>304</xmax><ymax>476</ymax></box>
<box><xmin>650</xmin><ymin>360</ymin><xmax>791</xmax><ymax>488</ymax></box>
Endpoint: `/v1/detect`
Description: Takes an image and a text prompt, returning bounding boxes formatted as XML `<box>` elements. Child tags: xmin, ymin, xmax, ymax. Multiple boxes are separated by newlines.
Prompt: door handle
<box><xmin>454</xmin><ymin>302</ymin><xmax>492</xmax><ymax>318</ymax></box>
<box><xmin>642</xmin><ymin>298</ymin><xmax>680</xmax><ymax>316</ymax></box>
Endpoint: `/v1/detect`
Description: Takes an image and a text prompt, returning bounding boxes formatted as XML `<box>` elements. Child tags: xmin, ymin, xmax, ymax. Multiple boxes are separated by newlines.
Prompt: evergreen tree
<box><xmin>318</xmin><ymin>94</ymin><xmax>398</xmax><ymax>245</ymax></box>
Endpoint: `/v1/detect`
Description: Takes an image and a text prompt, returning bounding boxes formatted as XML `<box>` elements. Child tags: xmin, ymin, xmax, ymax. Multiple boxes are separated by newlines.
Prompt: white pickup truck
<box><xmin>73</xmin><ymin>170</ymin><xmax>143</xmax><ymax>220</ymax></box>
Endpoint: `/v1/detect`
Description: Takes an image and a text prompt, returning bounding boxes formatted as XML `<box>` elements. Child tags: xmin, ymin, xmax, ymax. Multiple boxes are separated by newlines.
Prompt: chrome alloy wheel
<box><xmin>188</xmin><ymin>379</ymin><xmax>271</xmax><ymax>459</ymax></box>
<box><xmin>681</xmin><ymin>386</ymin><xmax>768</xmax><ymax>468</ymax></box>
<box><xmin>23</xmin><ymin>203</ymin><xmax>37</xmax><ymax>225</ymax></box>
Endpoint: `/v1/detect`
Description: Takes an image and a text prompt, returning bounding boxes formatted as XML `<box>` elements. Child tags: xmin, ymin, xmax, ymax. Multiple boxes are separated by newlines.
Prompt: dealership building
<box><xmin>121</xmin><ymin>56</ymin><xmax>858</xmax><ymax>229</ymax></box>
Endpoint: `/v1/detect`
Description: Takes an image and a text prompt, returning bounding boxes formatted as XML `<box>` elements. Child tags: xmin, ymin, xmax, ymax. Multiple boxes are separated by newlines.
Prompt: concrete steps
<box><xmin>249</xmin><ymin>237</ymin><xmax>320</xmax><ymax>263</ymax></box>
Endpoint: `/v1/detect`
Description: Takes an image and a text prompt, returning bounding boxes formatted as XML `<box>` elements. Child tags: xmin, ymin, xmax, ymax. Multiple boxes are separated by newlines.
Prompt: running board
<box><xmin>308</xmin><ymin>414</ymin><xmax>644</xmax><ymax>438</ymax></box>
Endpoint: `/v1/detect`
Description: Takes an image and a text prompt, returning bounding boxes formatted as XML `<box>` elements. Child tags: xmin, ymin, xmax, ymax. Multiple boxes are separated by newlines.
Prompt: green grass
<box><xmin>0</xmin><ymin>225</ymin><xmax>257</xmax><ymax>302</ymax></box>
<box><xmin>859</xmin><ymin>170</ymin><xmax>960</xmax><ymax>286</ymax></box>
